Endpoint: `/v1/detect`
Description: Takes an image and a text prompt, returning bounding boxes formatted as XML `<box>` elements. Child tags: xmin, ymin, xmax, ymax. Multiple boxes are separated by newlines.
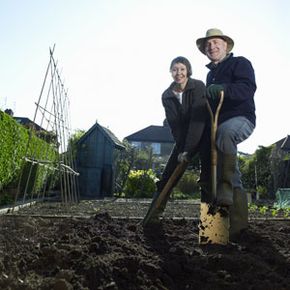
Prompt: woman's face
<box><xmin>170</xmin><ymin>63</ymin><xmax>188</xmax><ymax>87</ymax></box>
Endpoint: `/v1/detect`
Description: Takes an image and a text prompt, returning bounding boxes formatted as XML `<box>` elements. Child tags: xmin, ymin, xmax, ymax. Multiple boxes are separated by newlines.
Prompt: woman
<box><xmin>151</xmin><ymin>56</ymin><xmax>208</xmax><ymax>221</ymax></box>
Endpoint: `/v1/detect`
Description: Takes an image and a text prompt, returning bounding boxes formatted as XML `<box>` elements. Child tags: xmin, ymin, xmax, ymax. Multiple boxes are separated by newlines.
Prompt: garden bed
<box><xmin>0</xmin><ymin>199</ymin><xmax>289</xmax><ymax>290</ymax></box>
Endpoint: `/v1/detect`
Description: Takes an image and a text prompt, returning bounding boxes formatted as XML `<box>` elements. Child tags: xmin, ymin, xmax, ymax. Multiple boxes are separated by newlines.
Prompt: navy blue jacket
<box><xmin>206</xmin><ymin>53</ymin><xmax>256</xmax><ymax>126</ymax></box>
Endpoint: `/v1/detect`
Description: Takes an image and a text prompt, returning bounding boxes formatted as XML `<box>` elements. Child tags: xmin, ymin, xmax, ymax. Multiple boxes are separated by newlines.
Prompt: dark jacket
<box><xmin>206</xmin><ymin>53</ymin><xmax>256</xmax><ymax>126</ymax></box>
<box><xmin>162</xmin><ymin>78</ymin><xmax>207</xmax><ymax>156</ymax></box>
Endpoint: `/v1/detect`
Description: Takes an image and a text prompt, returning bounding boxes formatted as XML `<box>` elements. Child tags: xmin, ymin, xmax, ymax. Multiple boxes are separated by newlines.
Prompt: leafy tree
<box><xmin>114</xmin><ymin>139</ymin><xmax>135</xmax><ymax>195</ymax></box>
<box><xmin>255</xmin><ymin>146</ymin><xmax>274</xmax><ymax>193</ymax></box>
<box><xmin>240</xmin><ymin>146</ymin><xmax>273</xmax><ymax>198</ymax></box>
<box><xmin>240</xmin><ymin>154</ymin><xmax>256</xmax><ymax>192</ymax></box>
<box><xmin>67</xmin><ymin>129</ymin><xmax>86</xmax><ymax>158</ymax></box>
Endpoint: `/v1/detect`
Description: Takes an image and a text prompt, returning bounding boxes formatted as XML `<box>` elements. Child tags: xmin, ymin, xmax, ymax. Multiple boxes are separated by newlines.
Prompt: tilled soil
<box><xmin>0</xmin><ymin>199</ymin><xmax>289</xmax><ymax>290</ymax></box>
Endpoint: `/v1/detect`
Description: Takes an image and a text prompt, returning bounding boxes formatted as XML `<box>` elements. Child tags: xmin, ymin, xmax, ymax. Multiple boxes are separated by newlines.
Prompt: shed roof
<box><xmin>125</xmin><ymin>125</ymin><xmax>174</xmax><ymax>143</ymax></box>
<box><xmin>78</xmin><ymin>122</ymin><xmax>124</xmax><ymax>150</ymax></box>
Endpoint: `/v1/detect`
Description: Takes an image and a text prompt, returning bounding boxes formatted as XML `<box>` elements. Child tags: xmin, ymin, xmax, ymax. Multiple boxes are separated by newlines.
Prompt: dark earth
<box><xmin>0</xmin><ymin>199</ymin><xmax>289</xmax><ymax>290</ymax></box>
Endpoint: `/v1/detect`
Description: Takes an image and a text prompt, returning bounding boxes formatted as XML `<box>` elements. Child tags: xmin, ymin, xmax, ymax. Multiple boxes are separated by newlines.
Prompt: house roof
<box><xmin>281</xmin><ymin>135</ymin><xmax>290</xmax><ymax>151</ymax></box>
<box><xmin>13</xmin><ymin>117</ymin><xmax>46</xmax><ymax>131</ymax></box>
<box><xmin>272</xmin><ymin>135</ymin><xmax>290</xmax><ymax>151</ymax></box>
<box><xmin>125</xmin><ymin>125</ymin><xmax>174</xmax><ymax>143</ymax></box>
<box><xmin>78</xmin><ymin>122</ymin><xmax>124</xmax><ymax>150</ymax></box>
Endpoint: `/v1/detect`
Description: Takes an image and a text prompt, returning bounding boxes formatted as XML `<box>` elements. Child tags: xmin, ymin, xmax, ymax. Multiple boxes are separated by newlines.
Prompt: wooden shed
<box><xmin>76</xmin><ymin>122</ymin><xmax>124</xmax><ymax>198</ymax></box>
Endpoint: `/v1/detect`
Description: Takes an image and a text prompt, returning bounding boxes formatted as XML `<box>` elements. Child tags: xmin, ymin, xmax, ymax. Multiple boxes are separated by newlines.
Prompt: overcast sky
<box><xmin>1</xmin><ymin>0</ymin><xmax>289</xmax><ymax>154</ymax></box>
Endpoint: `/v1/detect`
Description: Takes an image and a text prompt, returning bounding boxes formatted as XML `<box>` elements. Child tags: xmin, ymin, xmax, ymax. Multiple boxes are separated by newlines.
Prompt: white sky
<box><xmin>0</xmin><ymin>0</ymin><xmax>289</xmax><ymax>154</ymax></box>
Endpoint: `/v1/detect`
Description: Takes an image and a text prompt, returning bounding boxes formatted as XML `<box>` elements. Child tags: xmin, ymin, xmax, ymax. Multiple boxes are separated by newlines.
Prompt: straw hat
<box><xmin>196</xmin><ymin>28</ymin><xmax>234</xmax><ymax>54</ymax></box>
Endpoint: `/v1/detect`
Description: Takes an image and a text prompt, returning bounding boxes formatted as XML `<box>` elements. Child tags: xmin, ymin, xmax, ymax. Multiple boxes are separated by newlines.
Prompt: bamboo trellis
<box><xmin>13</xmin><ymin>45</ymin><xmax>79</xmax><ymax>209</ymax></box>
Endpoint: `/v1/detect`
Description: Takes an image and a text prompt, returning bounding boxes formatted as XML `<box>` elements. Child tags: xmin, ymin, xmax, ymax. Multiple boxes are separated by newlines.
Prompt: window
<box><xmin>131</xmin><ymin>141</ymin><xmax>141</xmax><ymax>149</ymax></box>
<box><xmin>151</xmin><ymin>143</ymin><xmax>161</xmax><ymax>155</ymax></box>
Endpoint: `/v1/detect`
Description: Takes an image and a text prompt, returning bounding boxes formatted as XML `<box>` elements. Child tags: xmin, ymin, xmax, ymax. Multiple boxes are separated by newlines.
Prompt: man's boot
<box><xmin>229</xmin><ymin>187</ymin><xmax>248</xmax><ymax>240</ymax></box>
<box><xmin>217</xmin><ymin>153</ymin><xmax>236</xmax><ymax>206</ymax></box>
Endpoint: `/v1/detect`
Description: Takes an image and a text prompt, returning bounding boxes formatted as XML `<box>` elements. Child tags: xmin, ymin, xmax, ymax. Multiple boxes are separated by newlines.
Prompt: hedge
<box><xmin>0</xmin><ymin>110</ymin><xmax>58</xmax><ymax>194</ymax></box>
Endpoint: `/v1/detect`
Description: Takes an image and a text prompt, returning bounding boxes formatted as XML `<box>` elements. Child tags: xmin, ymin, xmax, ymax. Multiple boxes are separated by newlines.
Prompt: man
<box><xmin>196</xmin><ymin>28</ymin><xmax>256</xmax><ymax>238</ymax></box>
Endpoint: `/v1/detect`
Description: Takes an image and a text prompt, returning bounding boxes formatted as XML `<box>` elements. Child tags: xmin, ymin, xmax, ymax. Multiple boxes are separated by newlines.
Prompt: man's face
<box><xmin>204</xmin><ymin>37</ymin><xmax>228</xmax><ymax>63</ymax></box>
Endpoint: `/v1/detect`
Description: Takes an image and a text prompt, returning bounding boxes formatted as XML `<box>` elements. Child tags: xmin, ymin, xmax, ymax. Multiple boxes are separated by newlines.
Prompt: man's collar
<box><xmin>207</xmin><ymin>53</ymin><xmax>233</xmax><ymax>69</ymax></box>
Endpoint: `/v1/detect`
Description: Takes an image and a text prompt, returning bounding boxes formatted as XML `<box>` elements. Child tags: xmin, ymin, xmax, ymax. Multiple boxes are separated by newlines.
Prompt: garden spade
<box><xmin>198</xmin><ymin>91</ymin><xmax>230</xmax><ymax>245</ymax></box>
<box><xmin>142</xmin><ymin>160</ymin><xmax>188</xmax><ymax>226</ymax></box>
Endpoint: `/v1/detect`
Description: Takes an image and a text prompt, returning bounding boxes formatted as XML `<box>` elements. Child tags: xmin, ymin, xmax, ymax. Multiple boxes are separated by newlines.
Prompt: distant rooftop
<box><xmin>125</xmin><ymin>125</ymin><xmax>174</xmax><ymax>143</ymax></box>
<box><xmin>13</xmin><ymin>117</ymin><xmax>46</xmax><ymax>131</ymax></box>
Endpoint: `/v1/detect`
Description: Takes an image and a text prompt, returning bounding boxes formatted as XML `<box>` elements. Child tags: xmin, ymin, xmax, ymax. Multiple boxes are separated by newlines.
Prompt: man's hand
<box><xmin>206</xmin><ymin>84</ymin><xmax>224</xmax><ymax>100</ymax></box>
<box><xmin>178</xmin><ymin>152</ymin><xmax>190</xmax><ymax>163</ymax></box>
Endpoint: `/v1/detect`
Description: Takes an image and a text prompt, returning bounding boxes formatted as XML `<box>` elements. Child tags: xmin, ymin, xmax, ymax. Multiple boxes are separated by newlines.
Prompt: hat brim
<box><xmin>196</xmin><ymin>35</ymin><xmax>234</xmax><ymax>55</ymax></box>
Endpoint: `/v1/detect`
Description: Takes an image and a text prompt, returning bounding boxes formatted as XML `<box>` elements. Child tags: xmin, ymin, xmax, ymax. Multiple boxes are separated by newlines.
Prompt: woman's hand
<box><xmin>172</xmin><ymin>82</ymin><xmax>183</xmax><ymax>95</ymax></box>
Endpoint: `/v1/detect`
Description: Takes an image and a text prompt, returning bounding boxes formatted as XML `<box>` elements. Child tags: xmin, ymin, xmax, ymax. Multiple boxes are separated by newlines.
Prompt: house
<box><xmin>13</xmin><ymin>117</ymin><xmax>46</xmax><ymax>132</ymax></box>
<box><xmin>280</xmin><ymin>135</ymin><xmax>290</xmax><ymax>151</ymax></box>
<box><xmin>271</xmin><ymin>135</ymin><xmax>290</xmax><ymax>189</ymax></box>
<box><xmin>13</xmin><ymin>116</ymin><xmax>58</xmax><ymax>143</ymax></box>
<box><xmin>124</xmin><ymin>120</ymin><xmax>175</xmax><ymax>156</ymax></box>
<box><xmin>76</xmin><ymin>122</ymin><xmax>125</xmax><ymax>198</ymax></box>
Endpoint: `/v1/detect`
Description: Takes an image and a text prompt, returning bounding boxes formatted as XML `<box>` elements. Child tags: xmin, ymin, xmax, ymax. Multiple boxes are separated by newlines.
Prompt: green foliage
<box><xmin>132</xmin><ymin>146</ymin><xmax>153</xmax><ymax>170</ymax></box>
<box><xmin>240</xmin><ymin>155</ymin><xmax>256</xmax><ymax>191</ymax></box>
<box><xmin>123</xmin><ymin>169</ymin><xmax>157</xmax><ymax>198</ymax></box>
<box><xmin>259</xmin><ymin>205</ymin><xmax>268</xmax><ymax>215</ymax></box>
<box><xmin>67</xmin><ymin>129</ymin><xmax>86</xmax><ymax>158</ymax></box>
<box><xmin>172</xmin><ymin>170</ymin><xmax>200</xmax><ymax>199</ymax></box>
<box><xmin>255</xmin><ymin>146</ymin><xmax>274</xmax><ymax>192</ymax></box>
<box><xmin>123</xmin><ymin>167</ymin><xmax>200</xmax><ymax>200</ymax></box>
<box><xmin>114</xmin><ymin>140</ymin><xmax>134</xmax><ymax>195</ymax></box>
<box><xmin>249</xmin><ymin>203</ymin><xmax>290</xmax><ymax>217</ymax></box>
<box><xmin>0</xmin><ymin>110</ymin><xmax>58</xmax><ymax>196</ymax></box>
<box><xmin>0</xmin><ymin>193</ymin><xmax>13</xmax><ymax>206</ymax></box>
<box><xmin>0</xmin><ymin>111</ymin><xmax>26</xmax><ymax>188</ymax></box>
<box><xmin>256</xmin><ymin>185</ymin><xmax>268</xmax><ymax>199</ymax></box>
<box><xmin>240</xmin><ymin>146</ymin><xmax>273</xmax><ymax>197</ymax></box>
<box><xmin>171</xmin><ymin>189</ymin><xmax>186</xmax><ymax>199</ymax></box>
<box><xmin>271</xmin><ymin>208</ymin><xmax>278</xmax><ymax>217</ymax></box>
<box><xmin>248</xmin><ymin>204</ymin><xmax>258</xmax><ymax>213</ymax></box>
<box><xmin>36</xmin><ymin>130</ymin><xmax>57</xmax><ymax>143</ymax></box>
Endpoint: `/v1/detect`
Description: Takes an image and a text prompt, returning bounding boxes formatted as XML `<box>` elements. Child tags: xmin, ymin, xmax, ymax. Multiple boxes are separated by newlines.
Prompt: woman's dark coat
<box><xmin>162</xmin><ymin>78</ymin><xmax>208</xmax><ymax>157</ymax></box>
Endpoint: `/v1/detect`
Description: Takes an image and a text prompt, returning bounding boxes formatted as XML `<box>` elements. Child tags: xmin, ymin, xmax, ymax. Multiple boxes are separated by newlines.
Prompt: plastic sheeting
<box><xmin>275</xmin><ymin>188</ymin><xmax>290</xmax><ymax>208</ymax></box>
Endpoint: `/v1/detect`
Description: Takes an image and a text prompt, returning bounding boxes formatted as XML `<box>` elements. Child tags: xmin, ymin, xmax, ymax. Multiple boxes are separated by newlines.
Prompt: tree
<box><xmin>67</xmin><ymin>129</ymin><xmax>85</xmax><ymax>158</ymax></box>
<box><xmin>114</xmin><ymin>139</ymin><xmax>135</xmax><ymax>195</ymax></box>
<box><xmin>240</xmin><ymin>146</ymin><xmax>274</xmax><ymax>198</ymax></box>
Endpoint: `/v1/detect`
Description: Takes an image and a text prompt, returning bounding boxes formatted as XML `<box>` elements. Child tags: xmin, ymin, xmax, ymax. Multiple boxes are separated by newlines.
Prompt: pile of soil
<box><xmin>0</xmin><ymin>199</ymin><xmax>289</xmax><ymax>290</ymax></box>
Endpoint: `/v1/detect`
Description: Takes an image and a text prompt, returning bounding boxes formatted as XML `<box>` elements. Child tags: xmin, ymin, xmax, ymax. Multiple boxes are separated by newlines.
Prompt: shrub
<box><xmin>123</xmin><ymin>169</ymin><xmax>157</xmax><ymax>198</ymax></box>
<box><xmin>256</xmin><ymin>185</ymin><xmax>269</xmax><ymax>199</ymax></box>
<box><xmin>0</xmin><ymin>193</ymin><xmax>13</xmax><ymax>206</ymax></box>
<box><xmin>0</xmin><ymin>110</ymin><xmax>58</xmax><ymax>199</ymax></box>
<box><xmin>172</xmin><ymin>170</ymin><xmax>200</xmax><ymax>199</ymax></box>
